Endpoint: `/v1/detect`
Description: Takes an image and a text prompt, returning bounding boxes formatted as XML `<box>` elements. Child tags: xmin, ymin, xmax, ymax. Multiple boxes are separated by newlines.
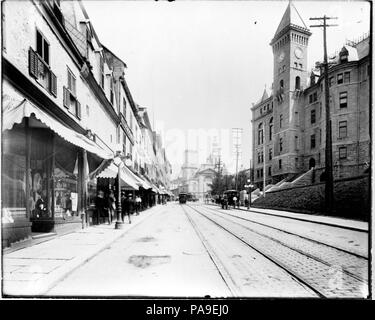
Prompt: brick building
<box><xmin>251</xmin><ymin>2</ymin><xmax>370</xmax><ymax>189</ymax></box>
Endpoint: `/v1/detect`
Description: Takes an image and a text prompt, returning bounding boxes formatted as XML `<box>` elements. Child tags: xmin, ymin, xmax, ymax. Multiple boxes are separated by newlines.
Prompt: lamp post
<box><xmin>113</xmin><ymin>153</ymin><xmax>132</xmax><ymax>229</ymax></box>
<box><xmin>244</xmin><ymin>179</ymin><xmax>253</xmax><ymax>210</ymax></box>
<box><xmin>113</xmin><ymin>154</ymin><xmax>123</xmax><ymax>229</ymax></box>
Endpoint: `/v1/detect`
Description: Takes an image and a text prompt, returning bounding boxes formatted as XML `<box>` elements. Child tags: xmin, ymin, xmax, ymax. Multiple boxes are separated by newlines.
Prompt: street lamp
<box><xmin>244</xmin><ymin>179</ymin><xmax>254</xmax><ymax>210</ymax></box>
<box><xmin>113</xmin><ymin>153</ymin><xmax>123</xmax><ymax>229</ymax></box>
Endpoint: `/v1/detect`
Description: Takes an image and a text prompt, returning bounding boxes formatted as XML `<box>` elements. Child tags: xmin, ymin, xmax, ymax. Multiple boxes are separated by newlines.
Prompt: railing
<box><xmin>29</xmin><ymin>47</ymin><xmax>57</xmax><ymax>97</ymax></box>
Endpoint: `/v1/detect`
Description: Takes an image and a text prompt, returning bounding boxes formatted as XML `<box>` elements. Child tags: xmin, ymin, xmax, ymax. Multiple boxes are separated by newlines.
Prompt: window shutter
<box><xmin>49</xmin><ymin>71</ymin><xmax>57</xmax><ymax>97</ymax></box>
<box><xmin>76</xmin><ymin>100</ymin><xmax>81</xmax><ymax>119</ymax></box>
<box><xmin>63</xmin><ymin>86</ymin><xmax>69</xmax><ymax>108</ymax></box>
<box><xmin>28</xmin><ymin>48</ymin><xmax>38</xmax><ymax>78</ymax></box>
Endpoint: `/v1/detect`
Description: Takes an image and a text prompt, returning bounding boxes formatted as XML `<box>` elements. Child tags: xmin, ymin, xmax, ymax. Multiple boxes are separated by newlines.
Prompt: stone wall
<box><xmin>252</xmin><ymin>175</ymin><xmax>370</xmax><ymax>221</ymax></box>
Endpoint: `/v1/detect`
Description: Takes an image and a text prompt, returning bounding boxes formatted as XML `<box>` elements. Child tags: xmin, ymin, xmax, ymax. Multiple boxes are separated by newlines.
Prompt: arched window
<box><xmin>295</xmin><ymin>76</ymin><xmax>301</xmax><ymax>90</ymax></box>
<box><xmin>258</xmin><ymin>123</ymin><xmax>264</xmax><ymax>145</ymax></box>
<box><xmin>269</xmin><ymin>117</ymin><xmax>273</xmax><ymax>140</ymax></box>
<box><xmin>280</xmin><ymin>79</ymin><xmax>284</xmax><ymax>89</ymax></box>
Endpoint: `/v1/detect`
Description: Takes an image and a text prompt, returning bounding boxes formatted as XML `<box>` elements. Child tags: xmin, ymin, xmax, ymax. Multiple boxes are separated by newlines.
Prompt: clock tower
<box><xmin>270</xmin><ymin>1</ymin><xmax>311</xmax><ymax>179</ymax></box>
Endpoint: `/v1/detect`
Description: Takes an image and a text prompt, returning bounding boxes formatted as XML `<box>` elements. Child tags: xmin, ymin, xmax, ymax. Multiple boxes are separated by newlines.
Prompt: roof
<box><xmin>272</xmin><ymin>1</ymin><xmax>310</xmax><ymax>43</ymax></box>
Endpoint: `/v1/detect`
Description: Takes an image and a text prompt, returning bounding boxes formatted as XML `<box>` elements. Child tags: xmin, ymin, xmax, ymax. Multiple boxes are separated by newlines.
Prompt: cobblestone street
<box><xmin>4</xmin><ymin>202</ymin><xmax>363</xmax><ymax>298</ymax></box>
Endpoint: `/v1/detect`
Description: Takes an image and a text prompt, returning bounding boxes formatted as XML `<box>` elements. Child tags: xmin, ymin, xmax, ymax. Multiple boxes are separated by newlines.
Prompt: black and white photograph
<box><xmin>0</xmin><ymin>0</ymin><xmax>372</xmax><ymax>302</ymax></box>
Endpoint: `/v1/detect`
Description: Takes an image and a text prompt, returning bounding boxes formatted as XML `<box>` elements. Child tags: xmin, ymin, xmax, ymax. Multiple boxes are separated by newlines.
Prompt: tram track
<box><xmin>204</xmin><ymin>204</ymin><xmax>368</xmax><ymax>259</ymax></box>
<box><xmin>184</xmin><ymin>204</ymin><xmax>368</xmax><ymax>298</ymax></box>
<box><xmin>181</xmin><ymin>204</ymin><xmax>320</xmax><ymax>298</ymax></box>
<box><xmin>198</xmin><ymin>205</ymin><xmax>368</xmax><ymax>283</ymax></box>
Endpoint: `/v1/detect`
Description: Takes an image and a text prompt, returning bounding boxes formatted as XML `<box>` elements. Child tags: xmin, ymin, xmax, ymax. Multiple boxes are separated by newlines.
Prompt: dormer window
<box><xmin>339</xmin><ymin>47</ymin><xmax>349</xmax><ymax>63</ymax></box>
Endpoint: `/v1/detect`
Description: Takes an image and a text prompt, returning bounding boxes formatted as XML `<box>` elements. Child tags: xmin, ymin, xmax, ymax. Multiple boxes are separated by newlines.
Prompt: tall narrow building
<box><xmin>251</xmin><ymin>2</ymin><xmax>370</xmax><ymax>189</ymax></box>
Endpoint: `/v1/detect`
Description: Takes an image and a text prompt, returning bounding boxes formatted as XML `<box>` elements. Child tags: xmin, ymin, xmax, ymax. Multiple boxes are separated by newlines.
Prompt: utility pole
<box><xmin>310</xmin><ymin>15</ymin><xmax>338</xmax><ymax>214</ymax></box>
<box><xmin>232</xmin><ymin>128</ymin><xmax>243</xmax><ymax>191</ymax></box>
<box><xmin>215</xmin><ymin>156</ymin><xmax>223</xmax><ymax>195</ymax></box>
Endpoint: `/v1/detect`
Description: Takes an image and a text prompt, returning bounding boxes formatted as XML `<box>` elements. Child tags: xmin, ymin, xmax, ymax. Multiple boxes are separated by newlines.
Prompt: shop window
<box><xmin>339</xmin><ymin>146</ymin><xmax>347</xmax><ymax>159</ymax></box>
<box><xmin>339</xmin><ymin>120</ymin><xmax>347</xmax><ymax>138</ymax></box>
<box><xmin>54</xmin><ymin>136</ymin><xmax>79</xmax><ymax>218</ymax></box>
<box><xmin>1</xmin><ymin>126</ymin><xmax>27</xmax><ymax>216</ymax></box>
<box><xmin>339</xmin><ymin>92</ymin><xmax>348</xmax><ymax>108</ymax></box>
<box><xmin>29</xmin><ymin>129</ymin><xmax>54</xmax><ymax>218</ymax></box>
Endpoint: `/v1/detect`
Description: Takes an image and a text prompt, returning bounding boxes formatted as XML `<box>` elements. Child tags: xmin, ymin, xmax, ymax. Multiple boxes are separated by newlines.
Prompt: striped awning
<box><xmin>97</xmin><ymin>163</ymin><xmax>139</xmax><ymax>190</ymax></box>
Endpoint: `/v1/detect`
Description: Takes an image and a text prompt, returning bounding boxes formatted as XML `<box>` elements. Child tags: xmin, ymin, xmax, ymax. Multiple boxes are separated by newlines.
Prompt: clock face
<box><xmin>278</xmin><ymin>51</ymin><xmax>285</xmax><ymax>62</ymax></box>
<box><xmin>294</xmin><ymin>47</ymin><xmax>303</xmax><ymax>59</ymax></box>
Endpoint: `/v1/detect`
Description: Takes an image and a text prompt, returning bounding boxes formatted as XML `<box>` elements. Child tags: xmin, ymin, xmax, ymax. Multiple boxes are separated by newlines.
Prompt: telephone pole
<box><xmin>310</xmin><ymin>15</ymin><xmax>338</xmax><ymax>214</ymax></box>
<box><xmin>215</xmin><ymin>156</ymin><xmax>223</xmax><ymax>195</ymax></box>
<box><xmin>232</xmin><ymin>128</ymin><xmax>243</xmax><ymax>191</ymax></box>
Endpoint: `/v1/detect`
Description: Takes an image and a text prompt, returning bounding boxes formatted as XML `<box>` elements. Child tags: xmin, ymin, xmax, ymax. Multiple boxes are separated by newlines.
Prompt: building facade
<box><xmin>1</xmin><ymin>0</ymin><xmax>172</xmax><ymax>247</ymax></box>
<box><xmin>251</xmin><ymin>2</ymin><xmax>370</xmax><ymax>189</ymax></box>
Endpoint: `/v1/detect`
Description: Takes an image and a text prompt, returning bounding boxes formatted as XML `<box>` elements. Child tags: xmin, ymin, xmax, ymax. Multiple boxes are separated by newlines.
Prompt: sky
<box><xmin>83</xmin><ymin>0</ymin><xmax>370</xmax><ymax>178</ymax></box>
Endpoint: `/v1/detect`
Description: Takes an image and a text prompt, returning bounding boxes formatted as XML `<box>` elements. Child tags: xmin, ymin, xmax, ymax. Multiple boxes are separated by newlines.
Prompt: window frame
<box><xmin>339</xmin><ymin>146</ymin><xmax>347</xmax><ymax>159</ymax></box>
<box><xmin>337</xmin><ymin>73</ymin><xmax>343</xmax><ymax>84</ymax></box>
<box><xmin>339</xmin><ymin>120</ymin><xmax>348</xmax><ymax>138</ymax></box>
<box><xmin>339</xmin><ymin>91</ymin><xmax>348</xmax><ymax>108</ymax></box>
<box><xmin>36</xmin><ymin>28</ymin><xmax>50</xmax><ymax>66</ymax></box>
<box><xmin>311</xmin><ymin>109</ymin><xmax>316</xmax><ymax>124</ymax></box>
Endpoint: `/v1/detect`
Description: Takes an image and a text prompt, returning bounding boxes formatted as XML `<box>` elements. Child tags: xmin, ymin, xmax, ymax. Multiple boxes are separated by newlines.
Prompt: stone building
<box><xmin>1</xmin><ymin>0</ymin><xmax>172</xmax><ymax>247</ymax></box>
<box><xmin>251</xmin><ymin>2</ymin><xmax>370</xmax><ymax>189</ymax></box>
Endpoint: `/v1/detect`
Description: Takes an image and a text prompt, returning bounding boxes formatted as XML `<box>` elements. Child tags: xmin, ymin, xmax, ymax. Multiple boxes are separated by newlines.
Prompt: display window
<box><xmin>1</xmin><ymin>125</ymin><xmax>27</xmax><ymax>219</ymax></box>
<box><xmin>54</xmin><ymin>136</ymin><xmax>78</xmax><ymax>218</ymax></box>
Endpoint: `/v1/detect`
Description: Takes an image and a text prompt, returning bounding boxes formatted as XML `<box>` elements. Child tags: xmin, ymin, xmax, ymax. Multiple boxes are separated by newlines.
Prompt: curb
<box><xmin>206</xmin><ymin>204</ymin><xmax>368</xmax><ymax>233</ymax></box>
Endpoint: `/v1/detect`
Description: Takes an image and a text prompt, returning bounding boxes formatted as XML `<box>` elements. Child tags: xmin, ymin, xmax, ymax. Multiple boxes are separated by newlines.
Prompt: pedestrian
<box><xmin>108</xmin><ymin>190</ymin><xmax>116</xmax><ymax>224</ymax></box>
<box><xmin>121</xmin><ymin>192</ymin><xmax>132</xmax><ymax>224</ymax></box>
<box><xmin>233</xmin><ymin>196</ymin><xmax>237</xmax><ymax>209</ymax></box>
<box><xmin>95</xmin><ymin>190</ymin><xmax>107</xmax><ymax>224</ymax></box>
<box><xmin>135</xmin><ymin>195</ymin><xmax>142</xmax><ymax>215</ymax></box>
<box><xmin>126</xmin><ymin>193</ymin><xmax>135</xmax><ymax>221</ymax></box>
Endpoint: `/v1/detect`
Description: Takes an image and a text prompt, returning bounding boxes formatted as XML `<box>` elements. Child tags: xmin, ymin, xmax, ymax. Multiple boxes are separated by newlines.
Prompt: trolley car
<box><xmin>179</xmin><ymin>193</ymin><xmax>188</xmax><ymax>204</ymax></box>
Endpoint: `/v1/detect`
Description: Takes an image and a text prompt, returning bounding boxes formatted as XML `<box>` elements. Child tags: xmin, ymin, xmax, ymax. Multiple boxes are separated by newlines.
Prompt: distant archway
<box><xmin>309</xmin><ymin>158</ymin><xmax>316</xmax><ymax>169</ymax></box>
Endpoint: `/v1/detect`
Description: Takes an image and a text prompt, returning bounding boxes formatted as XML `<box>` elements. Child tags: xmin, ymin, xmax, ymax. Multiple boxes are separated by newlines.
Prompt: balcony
<box><xmin>29</xmin><ymin>48</ymin><xmax>57</xmax><ymax>97</ymax></box>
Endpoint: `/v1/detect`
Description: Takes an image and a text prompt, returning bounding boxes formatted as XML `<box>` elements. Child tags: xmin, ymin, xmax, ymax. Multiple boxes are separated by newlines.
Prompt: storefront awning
<box><xmin>3</xmin><ymin>99</ymin><xmax>114</xmax><ymax>160</ymax></box>
<box><xmin>97</xmin><ymin>163</ymin><xmax>139</xmax><ymax>190</ymax></box>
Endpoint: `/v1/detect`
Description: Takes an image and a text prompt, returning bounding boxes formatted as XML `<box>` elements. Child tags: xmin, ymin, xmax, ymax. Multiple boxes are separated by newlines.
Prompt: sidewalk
<box><xmin>206</xmin><ymin>203</ymin><xmax>368</xmax><ymax>232</ymax></box>
<box><xmin>2</xmin><ymin>205</ymin><xmax>163</xmax><ymax>297</ymax></box>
